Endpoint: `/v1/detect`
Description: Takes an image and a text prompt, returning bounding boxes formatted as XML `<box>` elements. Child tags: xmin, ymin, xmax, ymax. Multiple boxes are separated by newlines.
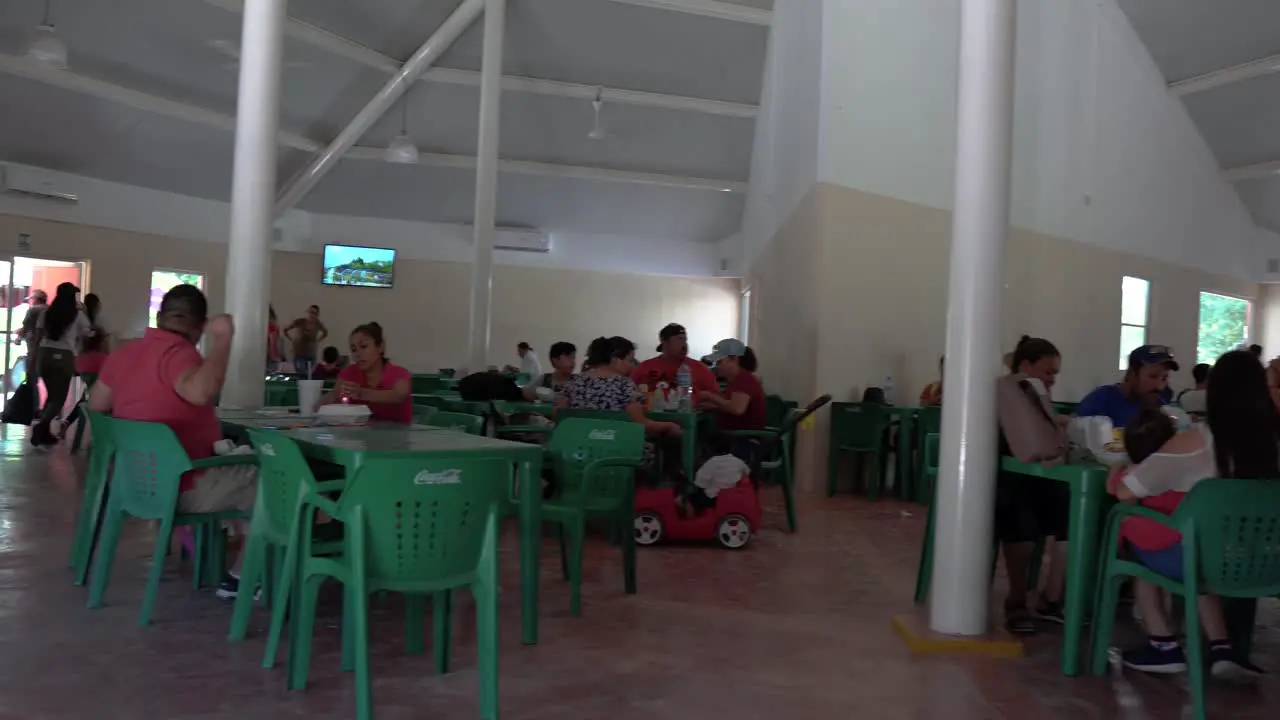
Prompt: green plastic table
<box><xmin>1000</xmin><ymin>456</ymin><xmax>1109</xmax><ymax>676</ymax></box>
<box><xmin>218</xmin><ymin>418</ymin><xmax>546</xmax><ymax>645</ymax></box>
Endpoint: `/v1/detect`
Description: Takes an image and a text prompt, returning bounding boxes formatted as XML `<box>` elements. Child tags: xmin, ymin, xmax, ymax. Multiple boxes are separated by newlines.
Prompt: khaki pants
<box><xmin>178</xmin><ymin>465</ymin><xmax>258</xmax><ymax>514</ymax></box>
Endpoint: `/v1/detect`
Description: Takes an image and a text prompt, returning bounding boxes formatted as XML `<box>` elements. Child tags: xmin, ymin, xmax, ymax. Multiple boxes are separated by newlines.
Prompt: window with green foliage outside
<box><xmin>149</xmin><ymin>270</ymin><xmax>205</xmax><ymax>328</ymax></box>
<box><xmin>1196</xmin><ymin>291</ymin><xmax>1251</xmax><ymax>365</ymax></box>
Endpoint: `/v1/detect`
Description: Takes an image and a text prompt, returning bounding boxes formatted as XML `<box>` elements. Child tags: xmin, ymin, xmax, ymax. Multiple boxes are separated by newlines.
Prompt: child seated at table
<box><xmin>310</xmin><ymin>346</ymin><xmax>342</xmax><ymax>380</ymax></box>
<box><xmin>1109</xmin><ymin>403</ymin><xmax>1260</xmax><ymax>678</ymax></box>
<box><xmin>679</xmin><ymin>432</ymin><xmax>748</xmax><ymax>515</ymax></box>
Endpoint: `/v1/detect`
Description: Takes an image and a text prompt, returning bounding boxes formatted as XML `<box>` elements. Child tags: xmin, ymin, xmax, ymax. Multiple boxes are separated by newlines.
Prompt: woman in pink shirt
<box><xmin>318</xmin><ymin>322</ymin><xmax>412</xmax><ymax>423</ymax></box>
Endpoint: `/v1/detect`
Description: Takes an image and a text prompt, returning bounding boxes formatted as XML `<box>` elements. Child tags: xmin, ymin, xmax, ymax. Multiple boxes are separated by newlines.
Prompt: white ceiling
<box><xmin>0</xmin><ymin>0</ymin><xmax>768</xmax><ymax>242</ymax></box>
<box><xmin>1116</xmin><ymin>0</ymin><xmax>1280</xmax><ymax>234</ymax></box>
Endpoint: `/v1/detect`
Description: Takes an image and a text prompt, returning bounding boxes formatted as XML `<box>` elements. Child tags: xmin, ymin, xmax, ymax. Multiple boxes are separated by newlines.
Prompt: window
<box><xmin>1118</xmin><ymin>276</ymin><xmax>1150</xmax><ymax>369</ymax></box>
<box><xmin>1197</xmin><ymin>291</ymin><xmax>1251</xmax><ymax>364</ymax></box>
<box><xmin>740</xmin><ymin>289</ymin><xmax>752</xmax><ymax>344</ymax></box>
<box><xmin>150</xmin><ymin>269</ymin><xmax>205</xmax><ymax>328</ymax></box>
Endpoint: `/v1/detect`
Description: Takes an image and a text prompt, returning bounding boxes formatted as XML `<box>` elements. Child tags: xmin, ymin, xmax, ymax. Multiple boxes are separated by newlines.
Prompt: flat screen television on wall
<box><xmin>322</xmin><ymin>244</ymin><xmax>396</xmax><ymax>288</ymax></box>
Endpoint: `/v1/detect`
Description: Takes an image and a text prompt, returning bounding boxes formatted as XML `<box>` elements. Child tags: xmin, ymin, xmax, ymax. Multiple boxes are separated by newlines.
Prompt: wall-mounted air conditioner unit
<box><xmin>1</xmin><ymin>165</ymin><xmax>80</xmax><ymax>203</ymax></box>
<box><xmin>494</xmin><ymin>228</ymin><xmax>551</xmax><ymax>253</ymax></box>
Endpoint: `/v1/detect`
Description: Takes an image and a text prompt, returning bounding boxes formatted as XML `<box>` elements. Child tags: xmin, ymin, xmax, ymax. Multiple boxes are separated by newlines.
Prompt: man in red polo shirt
<box><xmin>631</xmin><ymin>323</ymin><xmax>719</xmax><ymax>396</ymax></box>
<box><xmin>89</xmin><ymin>284</ymin><xmax>256</xmax><ymax>599</ymax></box>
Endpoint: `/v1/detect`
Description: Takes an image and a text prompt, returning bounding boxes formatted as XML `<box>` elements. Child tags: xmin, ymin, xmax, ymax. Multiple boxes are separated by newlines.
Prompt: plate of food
<box><xmin>1092</xmin><ymin>439</ymin><xmax>1129</xmax><ymax>466</ymax></box>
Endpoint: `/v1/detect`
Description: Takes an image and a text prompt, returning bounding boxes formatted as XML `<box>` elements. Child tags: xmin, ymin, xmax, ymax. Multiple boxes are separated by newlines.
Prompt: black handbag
<box><xmin>1</xmin><ymin>379</ymin><xmax>38</xmax><ymax>426</ymax></box>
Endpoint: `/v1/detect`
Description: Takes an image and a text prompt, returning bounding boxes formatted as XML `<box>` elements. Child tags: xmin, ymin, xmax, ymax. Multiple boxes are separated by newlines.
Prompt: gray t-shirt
<box><xmin>36</xmin><ymin>309</ymin><xmax>92</xmax><ymax>352</ymax></box>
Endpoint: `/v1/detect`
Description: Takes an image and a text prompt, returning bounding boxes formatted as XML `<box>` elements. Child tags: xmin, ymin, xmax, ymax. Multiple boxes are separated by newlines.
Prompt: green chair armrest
<box><xmin>1105</xmin><ymin>501</ymin><xmax>1180</xmax><ymax>530</ymax></box>
<box><xmin>190</xmin><ymin>454</ymin><xmax>260</xmax><ymax>471</ymax></box>
<box><xmin>723</xmin><ymin>429</ymin><xmax>776</xmax><ymax>440</ymax></box>
<box><xmin>300</xmin><ymin>488</ymin><xmax>341</xmax><ymax>517</ymax></box>
<box><xmin>314</xmin><ymin>479</ymin><xmax>347</xmax><ymax>494</ymax></box>
<box><xmin>584</xmin><ymin>457</ymin><xmax>643</xmax><ymax>474</ymax></box>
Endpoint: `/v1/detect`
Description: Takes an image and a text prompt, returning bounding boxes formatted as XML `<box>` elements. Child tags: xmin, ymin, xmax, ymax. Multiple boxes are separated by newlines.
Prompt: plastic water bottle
<box><xmin>675</xmin><ymin>363</ymin><xmax>696</xmax><ymax>409</ymax></box>
<box><xmin>882</xmin><ymin>375</ymin><xmax>896</xmax><ymax>405</ymax></box>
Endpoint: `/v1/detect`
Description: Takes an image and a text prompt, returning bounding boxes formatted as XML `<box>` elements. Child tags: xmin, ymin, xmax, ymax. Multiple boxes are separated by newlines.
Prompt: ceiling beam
<box><xmin>600</xmin><ymin>0</ymin><xmax>771</xmax><ymax>25</ymax></box>
<box><xmin>199</xmin><ymin>0</ymin><xmax>758</xmax><ymax>119</ymax></box>
<box><xmin>274</xmin><ymin>0</ymin><xmax>482</xmax><ymax>214</ymax></box>
<box><xmin>0</xmin><ymin>53</ymin><xmax>744</xmax><ymax>194</ymax></box>
<box><xmin>1168</xmin><ymin>52</ymin><xmax>1280</xmax><ymax>97</ymax></box>
<box><xmin>1223</xmin><ymin>159</ymin><xmax>1280</xmax><ymax>183</ymax></box>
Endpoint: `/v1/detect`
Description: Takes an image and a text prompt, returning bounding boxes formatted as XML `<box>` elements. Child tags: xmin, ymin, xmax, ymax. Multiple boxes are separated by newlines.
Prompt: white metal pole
<box><xmin>468</xmin><ymin>0</ymin><xmax>505</xmax><ymax>373</ymax></box>
<box><xmin>221</xmin><ymin>0</ymin><xmax>287</xmax><ymax>409</ymax></box>
<box><xmin>929</xmin><ymin>0</ymin><xmax>1018</xmax><ymax>635</ymax></box>
<box><xmin>273</xmin><ymin>0</ymin><xmax>484</xmax><ymax>216</ymax></box>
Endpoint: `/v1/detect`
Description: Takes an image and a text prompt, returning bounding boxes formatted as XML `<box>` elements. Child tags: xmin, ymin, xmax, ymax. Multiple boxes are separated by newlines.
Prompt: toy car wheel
<box><xmin>716</xmin><ymin>514</ymin><xmax>752</xmax><ymax>549</ymax></box>
<box><xmin>634</xmin><ymin>512</ymin><xmax>664</xmax><ymax>546</ymax></box>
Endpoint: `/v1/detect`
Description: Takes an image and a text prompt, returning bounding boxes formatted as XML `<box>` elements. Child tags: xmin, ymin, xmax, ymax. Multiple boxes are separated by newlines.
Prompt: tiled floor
<box><xmin>0</xmin><ymin>425</ymin><xmax>1276</xmax><ymax>719</ymax></box>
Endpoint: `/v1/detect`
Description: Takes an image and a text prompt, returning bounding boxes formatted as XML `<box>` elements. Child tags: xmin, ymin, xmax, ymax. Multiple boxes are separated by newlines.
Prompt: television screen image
<box><xmin>322</xmin><ymin>245</ymin><xmax>396</xmax><ymax>288</ymax></box>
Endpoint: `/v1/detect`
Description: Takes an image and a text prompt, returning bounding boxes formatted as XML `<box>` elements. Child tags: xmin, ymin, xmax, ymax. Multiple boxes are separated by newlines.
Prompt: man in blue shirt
<box><xmin>1076</xmin><ymin>345</ymin><xmax>1179</xmax><ymax>427</ymax></box>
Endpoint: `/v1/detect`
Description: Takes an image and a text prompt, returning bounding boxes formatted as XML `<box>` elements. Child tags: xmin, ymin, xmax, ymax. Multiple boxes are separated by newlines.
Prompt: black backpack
<box><xmin>458</xmin><ymin>371</ymin><xmax>523</xmax><ymax>402</ymax></box>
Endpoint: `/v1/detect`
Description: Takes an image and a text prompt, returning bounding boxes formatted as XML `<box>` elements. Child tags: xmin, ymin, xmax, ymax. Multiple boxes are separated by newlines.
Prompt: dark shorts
<box><xmin>1129</xmin><ymin>542</ymin><xmax>1184</xmax><ymax>582</ymax></box>
<box><xmin>994</xmin><ymin>471</ymin><xmax>1070</xmax><ymax>543</ymax></box>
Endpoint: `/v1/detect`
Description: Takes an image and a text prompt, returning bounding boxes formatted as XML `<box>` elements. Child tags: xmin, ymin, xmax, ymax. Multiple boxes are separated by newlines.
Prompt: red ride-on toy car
<box><xmin>633</xmin><ymin>476</ymin><xmax>761</xmax><ymax>549</ymax></box>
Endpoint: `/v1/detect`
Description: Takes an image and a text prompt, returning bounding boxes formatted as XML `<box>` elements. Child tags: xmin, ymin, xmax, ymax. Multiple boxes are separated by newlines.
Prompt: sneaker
<box><xmin>1033</xmin><ymin>600</ymin><xmax>1066</xmax><ymax>625</ymax></box>
<box><xmin>215</xmin><ymin>574</ymin><xmax>261</xmax><ymax>601</ymax></box>
<box><xmin>1209</xmin><ymin>645</ymin><xmax>1264</xmax><ymax>682</ymax></box>
<box><xmin>1122</xmin><ymin>643</ymin><xmax>1188</xmax><ymax>674</ymax></box>
<box><xmin>215</xmin><ymin>573</ymin><xmax>240</xmax><ymax>599</ymax></box>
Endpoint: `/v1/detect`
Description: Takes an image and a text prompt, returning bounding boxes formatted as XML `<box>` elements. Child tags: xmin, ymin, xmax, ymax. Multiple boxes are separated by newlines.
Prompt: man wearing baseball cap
<box><xmin>1076</xmin><ymin>345</ymin><xmax>1180</xmax><ymax>427</ymax></box>
<box><xmin>631</xmin><ymin>322</ymin><xmax>719</xmax><ymax>396</ymax></box>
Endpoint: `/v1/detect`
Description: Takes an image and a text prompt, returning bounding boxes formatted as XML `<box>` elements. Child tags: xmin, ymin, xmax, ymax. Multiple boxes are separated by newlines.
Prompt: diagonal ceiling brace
<box><xmin>273</xmin><ymin>0</ymin><xmax>482</xmax><ymax>215</ymax></box>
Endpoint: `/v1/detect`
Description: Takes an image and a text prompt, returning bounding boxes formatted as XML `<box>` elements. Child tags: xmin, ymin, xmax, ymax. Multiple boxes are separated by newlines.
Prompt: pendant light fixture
<box><xmin>587</xmin><ymin>87</ymin><xmax>607</xmax><ymax>141</ymax></box>
<box><xmin>27</xmin><ymin>0</ymin><xmax>68</xmax><ymax>70</ymax></box>
<box><xmin>385</xmin><ymin>96</ymin><xmax>420</xmax><ymax>164</ymax></box>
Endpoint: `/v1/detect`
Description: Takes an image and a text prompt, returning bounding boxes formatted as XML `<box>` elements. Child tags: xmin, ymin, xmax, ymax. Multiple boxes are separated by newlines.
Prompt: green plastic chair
<box><xmin>229</xmin><ymin>429</ymin><xmax>345</xmax><ymax>650</ymax></box>
<box><xmin>1089</xmin><ymin>478</ymin><xmax>1280</xmax><ymax>720</ymax></box>
<box><xmin>68</xmin><ymin>409</ymin><xmax>114</xmax><ymax>585</ymax></box>
<box><xmin>265</xmin><ymin>386</ymin><xmax>299</xmax><ymax>407</ymax></box>
<box><xmin>69</xmin><ymin>372</ymin><xmax>99</xmax><ymax>453</ymax></box>
<box><xmin>86</xmin><ymin>418</ymin><xmax>257</xmax><ymax>625</ymax></box>
<box><xmin>410</xmin><ymin>375</ymin><xmax>442</xmax><ymax>394</ymax></box>
<box><xmin>913</xmin><ymin>437</ymin><xmax>1042</xmax><ymax>604</ymax></box>
<box><xmin>412</xmin><ymin>405</ymin><xmax>438</xmax><ymax>425</ymax></box>
<box><xmin>726</xmin><ymin>415</ymin><xmax>799</xmax><ymax>532</ymax></box>
<box><xmin>284</xmin><ymin>454</ymin><xmax>509</xmax><ymax>720</ymax></box>
<box><xmin>913</xmin><ymin>406</ymin><xmax>942</xmax><ymax>504</ymax></box>
<box><xmin>827</xmin><ymin>402</ymin><xmax>891</xmax><ymax>498</ymax></box>
<box><xmin>427</xmin><ymin>411</ymin><xmax>484</xmax><ymax>435</ymax></box>
<box><xmin>544</xmin><ymin>418</ymin><xmax>645</xmax><ymax>616</ymax></box>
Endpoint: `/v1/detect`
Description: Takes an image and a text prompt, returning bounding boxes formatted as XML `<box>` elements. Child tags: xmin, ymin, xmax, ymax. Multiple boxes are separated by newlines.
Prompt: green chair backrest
<box><xmin>340</xmin><ymin>456</ymin><xmax>509</xmax><ymax>586</ymax></box>
<box><xmin>245</xmin><ymin>429</ymin><xmax>322</xmax><ymax>544</ymax></box>
<box><xmin>829</xmin><ymin>401</ymin><xmax>890</xmax><ymax>451</ymax></box>
<box><xmin>923</xmin><ymin>433</ymin><xmax>940</xmax><ymax>476</ymax></box>
<box><xmin>108</xmin><ymin>418</ymin><xmax>194</xmax><ymax>520</ymax></box>
<box><xmin>412</xmin><ymin>405</ymin><xmax>439</xmax><ymax>425</ymax></box>
<box><xmin>765</xmin><ymin>395</ymin><xmax>797</xmax><ymax>429</ymax></box>
<box><xmin>427</xmin><ymin>411</ymin><xmax>484</xmax><ymax>435</ymax></box>
<box><xmin>442</xmin><ymin>399</ymin><xmax>488</xmax><ymax>416</ymax></box>
<box><xmin>555</xmin><ymin>408</ymin><xmax>629</xmax><ymax>423</ymax></box>
<box><xmin>418</xmin><ymin>396</ymin><xmax>449</xmax><ymax>410</ymax></box>
<box><xmin>547</xmin><ymin>418</ymin><xmax>645</xmax><ymax>508</ymax></box>
<box><xmin>1175</xmin><ymin>478</ymin><xmax>1280</xmax><ymax>597</ymax></box>
<box><xmin>514</xmin><ymin>373</ymin><xmax>532</xmax><ymax>386</ymax></box>
<box><xmin>438</xmin><ymin>368</ymin><xmax>456</xmax><ymax>378</ymax></box>
<box><xmin>85</xmin><ymin>409</ymin><xmax>116</xmax><ymax>473</ymax></box>
<box><xmin>264</xmin><ymin>385</ymin><xmax>298</xmax><ymax>407</ymax></box>
<box><xmin>917</xmin><ymin>406</ymin><xmax>942</xmax><ymax>438</ymax></box>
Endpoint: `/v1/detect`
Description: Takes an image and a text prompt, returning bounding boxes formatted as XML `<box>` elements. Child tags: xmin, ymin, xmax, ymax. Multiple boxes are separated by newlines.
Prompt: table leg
<box><xmin>517</xmin><ymin>458</ymin><xmax>540</xmax><ymax>645</ymax></box>
<box><xmin>683</xmin><ymin>416</ymin><xmax>696</xmax><ymax>480</ymax></box>
<box><xmin>1060</xmin><ymin>474</ymin><xmax>1106</xmax><ymax>676</ymax></box>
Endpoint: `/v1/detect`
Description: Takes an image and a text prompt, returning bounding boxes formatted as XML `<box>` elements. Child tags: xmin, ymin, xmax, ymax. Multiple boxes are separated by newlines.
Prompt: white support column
<box><xmin>929</xmin><ymin>0</ymin><xmax>1018</xmax><ymax>635</ymax></box>
<box><xmin>468</xmin><ymin>0</ymin><xmax>505</xmax><ymax>373</ymax></box>
<box><xmin>221</xmin><ymin>0</ymin><xmax>287</xmax><ymax>408</ymax></box>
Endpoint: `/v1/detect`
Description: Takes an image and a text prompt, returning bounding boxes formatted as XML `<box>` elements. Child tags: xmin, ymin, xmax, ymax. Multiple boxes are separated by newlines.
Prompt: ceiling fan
<box><xmin>206</xmin><ymin>40</ymin><xmax>312</xmax><ymax>71</ymax></box>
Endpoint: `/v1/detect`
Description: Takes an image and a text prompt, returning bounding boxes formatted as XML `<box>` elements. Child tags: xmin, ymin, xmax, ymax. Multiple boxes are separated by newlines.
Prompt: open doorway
<box><xmin>0</xmin><ymin>256</ymin><xmax>88</xmax><ymax>413</ymax></box>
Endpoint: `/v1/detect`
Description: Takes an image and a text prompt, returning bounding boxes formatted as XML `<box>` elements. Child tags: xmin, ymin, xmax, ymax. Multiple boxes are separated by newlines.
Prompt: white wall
<box><xmin>752</xmin><ymin>0</ymin><xmax>1260</xmax><ymax>282</ymax></box>
<box><xmin>0</xmin><ymin>165</ymin><xmax>725</xmax><ymax>278</ymax></box>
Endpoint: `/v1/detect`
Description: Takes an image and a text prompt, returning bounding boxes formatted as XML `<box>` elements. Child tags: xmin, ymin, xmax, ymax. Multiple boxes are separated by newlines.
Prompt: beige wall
<box><xmin>749</xmin><ymin>182</ymin><xmax>1260</xmax><ymax>492</ymax></box>
<box><xmin>1</xmin><ymin>214</ymin><xmax>741</xmax><ymax>371</ymax></box>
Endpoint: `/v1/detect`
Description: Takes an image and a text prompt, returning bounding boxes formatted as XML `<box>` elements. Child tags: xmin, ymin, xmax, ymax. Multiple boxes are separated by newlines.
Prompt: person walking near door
<box><xmin>31</xmin><ymin>282</ymin><xmax>91</xmax><ymax>446</ymax></box>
